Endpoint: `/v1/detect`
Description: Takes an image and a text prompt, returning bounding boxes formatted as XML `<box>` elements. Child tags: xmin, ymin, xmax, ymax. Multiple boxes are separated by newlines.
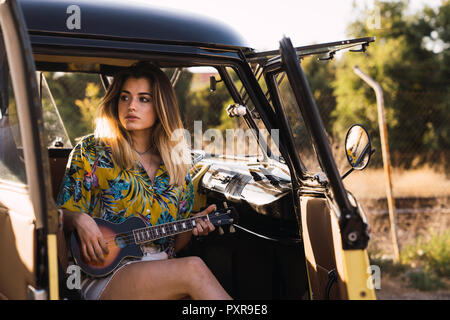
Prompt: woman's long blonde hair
<box><xmin>94</xmin><ymin>62</ymin><xmax>191</xmax><ymax>186</ymax></box>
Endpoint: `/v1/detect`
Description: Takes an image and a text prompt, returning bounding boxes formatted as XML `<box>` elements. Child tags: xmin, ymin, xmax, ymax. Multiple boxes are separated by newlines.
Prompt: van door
<box><xmin>261</xmin><ymin>36</ymin><xmax>376</xmax><ymax>300</ymax></box>
<box><xmin>0</xmin><ymin>0</ymin><xmax>59</xmax><ymax>300</ymax></box>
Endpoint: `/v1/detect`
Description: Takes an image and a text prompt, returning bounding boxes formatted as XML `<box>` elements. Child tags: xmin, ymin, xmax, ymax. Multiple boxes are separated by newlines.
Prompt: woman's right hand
<box><xmin>73</xmin><ymin>212</ymin><xmax>109</xmax><ymax>263</ymax></box>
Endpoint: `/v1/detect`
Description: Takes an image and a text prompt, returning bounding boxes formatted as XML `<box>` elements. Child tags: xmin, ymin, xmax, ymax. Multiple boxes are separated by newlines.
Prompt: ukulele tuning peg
<box><xmin>229</xmin><ymin>224</ymin><xmax>236</xmax><ymax>234</ymax></box>
<box><xmin>218</xmin><ymin>226</ymin><xmax>224</xmax><ymax>235</ymax></box>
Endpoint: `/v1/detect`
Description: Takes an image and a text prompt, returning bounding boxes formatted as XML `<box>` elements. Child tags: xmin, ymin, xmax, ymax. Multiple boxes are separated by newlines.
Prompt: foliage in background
<box><xmin>400</xmin><ymin>229</ymin><xmax>449</xmax><ymax>291</ymax></box>
<box><xmin>42</xmin><ymin>1</ymin><xmax>449</xmax><ymax>170</ymax></box>
<box><xmin>172</xmin><ymin>68</ymin><xmax>193</xmax><ymax>124</ymax></box>
<box><xmin>401</xmin><ymin>229</ymin><xmax>450</xmax><ymax>278</ymax></box>
<box><xmin>74</xmin><ymin>82</ymin><xmax>102</xmax><ymax>134</ymax></box>
<box><xmin>370</xmin><ymin>229</ymin><xmax>449</xmax><ymax>291</ymax></box>
<box><xmin>301</xmin><ymin>57</ymin><xmax>337</xmax><ymax>134</ymax></box>
<box><xmin>331</xmin><ymin>0</ymin><xmax>449</xmax><ymax>169</ymax></box>
<box><xmin>183</xmin><ymin>80</ymin><xmax>233</xmax><ymax>133</ymax></box>
<box><xmin>44</xmin><ymin>72</ymin><xmax>105</xmax><ymax>144</ymax></box>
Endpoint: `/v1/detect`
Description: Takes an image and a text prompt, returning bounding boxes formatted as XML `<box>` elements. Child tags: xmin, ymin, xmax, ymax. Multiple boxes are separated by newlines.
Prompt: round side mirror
<box><xmin>345</xmin><ymin>124</ymin><xmax>372</xmax><ymax>170</ymax></box>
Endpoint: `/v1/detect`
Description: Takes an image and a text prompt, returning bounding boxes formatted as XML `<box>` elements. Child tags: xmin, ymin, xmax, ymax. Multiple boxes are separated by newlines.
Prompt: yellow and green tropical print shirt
<box><xmin>56</xmin><ymin>134</ymin><xmax>194</xmax><ymax>257</ymax></box>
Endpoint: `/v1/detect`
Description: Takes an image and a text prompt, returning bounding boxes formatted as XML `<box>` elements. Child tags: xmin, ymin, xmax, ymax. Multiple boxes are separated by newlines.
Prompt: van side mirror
<box><xmin>342</xmin><ymin>124</ymin><xmax>374</xmax><ymax>180</ymax></box>
<box><xmin>345</xmin><ymin>124</ymin><xmax>372</xmax><ymax>169</ymax></box>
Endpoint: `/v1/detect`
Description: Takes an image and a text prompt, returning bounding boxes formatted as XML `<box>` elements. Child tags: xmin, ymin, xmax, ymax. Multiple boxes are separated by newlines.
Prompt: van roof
<box><xmin>19</xmin><ymin>0</ymin><xmax>252</xmax><ymax>51</ymax></box>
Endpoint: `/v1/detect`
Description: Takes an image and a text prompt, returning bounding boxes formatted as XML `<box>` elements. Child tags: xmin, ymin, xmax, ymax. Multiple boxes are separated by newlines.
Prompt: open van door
<box><xmin>261</xmin><ymin>36</ymin><xmax>377</xmax><ymax>300</ymax></box>
<box><xmin>0</xmin><ymin>0</ymin><xmax>59</xmax><ymax>300</ymax></box>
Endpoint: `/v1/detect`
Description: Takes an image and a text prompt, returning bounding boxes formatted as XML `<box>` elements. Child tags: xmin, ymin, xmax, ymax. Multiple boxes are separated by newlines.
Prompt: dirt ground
<box><xmin>375</xmin><ymin>274</ymin><xmax>450</xmax><ymax>300</ymax></box>
<box><xmin>362</xmin><ymin>198</ymin><xmax>449</xmax><ymax>300</ymax></box>
<box><xmin>340</xmin><ymin>167</ymin><xmax>450</xmax><ymax>300</ymax></box>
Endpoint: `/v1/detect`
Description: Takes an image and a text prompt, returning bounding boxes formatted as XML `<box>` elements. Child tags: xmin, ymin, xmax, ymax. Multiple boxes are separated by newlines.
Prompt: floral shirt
<box><xmin>56</xmin><ymin>134</ymin><xmax>194</xmax><ymax>257</ymax></box>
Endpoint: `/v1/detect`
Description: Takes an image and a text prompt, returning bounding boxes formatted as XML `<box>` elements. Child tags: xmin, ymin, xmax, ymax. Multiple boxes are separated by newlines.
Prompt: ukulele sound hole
<box><xmin>115</xmin><ymin>234</ymin><xmax>128</xmax><ymax>248</ymax></box>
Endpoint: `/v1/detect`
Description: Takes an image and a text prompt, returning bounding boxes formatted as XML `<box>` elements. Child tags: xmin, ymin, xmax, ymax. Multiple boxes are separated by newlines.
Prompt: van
<box><xmin>0</xmin><ymin>0</ymin><xmax>376</xmax><ymax>300</ymax></box>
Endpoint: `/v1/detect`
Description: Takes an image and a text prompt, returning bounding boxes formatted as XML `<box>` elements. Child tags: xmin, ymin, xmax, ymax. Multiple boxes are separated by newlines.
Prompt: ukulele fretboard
<box><xmin>132</xmin><ymin>215</ymin><xmax>208</xmax><ymax>244</ymax></box>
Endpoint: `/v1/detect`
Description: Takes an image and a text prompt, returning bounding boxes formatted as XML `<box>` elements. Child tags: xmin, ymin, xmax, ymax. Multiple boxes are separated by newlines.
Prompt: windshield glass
<box><xmin>39</xmin><ymin>67</ymin><xmax>267</xmax><ymax>159</ymax></box>
<box><xmin>39</xmin><ymin>65</ymin><xmax>285</xmax><ymax>166</ymax></box>
<box><xmin>225</xmin><ymin>67</ymin><xmax>282</xmax><ymax>162</ymax></box>
<box><xmin>273</xmin><ymin>71</ymin><xmax>322</xmax><ymax>173</ymax></box>
<box><xmin>39</xmin><ymin>72</ymin><xmax>73</xmax><ymax>148</ymax></box>
<box><xmin>43</xmin><ymin>72</ymin><xmax>106</xmax><ymax>146</ymax></box>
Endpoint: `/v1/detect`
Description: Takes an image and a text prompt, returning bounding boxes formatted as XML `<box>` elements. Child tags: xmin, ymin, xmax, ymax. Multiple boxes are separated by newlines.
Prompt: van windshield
<box><xmin>273</xmin><ymin>71</ymin><xmax>322</xmax><ymax>173</ymax></box>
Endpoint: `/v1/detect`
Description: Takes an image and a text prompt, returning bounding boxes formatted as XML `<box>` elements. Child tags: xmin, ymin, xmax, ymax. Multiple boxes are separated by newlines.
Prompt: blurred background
<box><xmin>42</xmin><ymin>0</ymin><xmax>449</xmax><ymax>299</ymax></box>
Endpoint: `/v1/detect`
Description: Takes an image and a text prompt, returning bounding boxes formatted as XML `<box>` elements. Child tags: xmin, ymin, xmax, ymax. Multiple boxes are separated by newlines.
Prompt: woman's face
<box><xmin>118</xmin><ymin>77</ymin><xmax>157</xmax><ymax>134</ymax></box>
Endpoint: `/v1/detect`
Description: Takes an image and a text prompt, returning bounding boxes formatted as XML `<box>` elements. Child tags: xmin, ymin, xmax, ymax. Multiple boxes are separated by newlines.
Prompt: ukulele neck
<box><xmin>132</xmin><ymin>215</ymin><xmax>208</xmax><ymax>244</ymax></box>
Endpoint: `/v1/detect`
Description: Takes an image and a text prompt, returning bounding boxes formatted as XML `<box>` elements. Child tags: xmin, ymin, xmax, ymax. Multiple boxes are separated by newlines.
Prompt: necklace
<box><xmin>136</xmin><ymin>152</ymin><xmax>156</xmax><ymax>183</ymax></box>
<box><xmin>134</xmin><ymin>145</ymin><xmax>152</xmax><ymax>156</ymax></box>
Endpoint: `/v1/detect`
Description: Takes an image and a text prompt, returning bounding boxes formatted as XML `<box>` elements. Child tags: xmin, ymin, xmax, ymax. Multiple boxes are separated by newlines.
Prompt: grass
<box><xmin>338</xmin><ymin>156</ymin><xmax>450</xmax><ymax>294</ymax></box>
<box><xmin>403</xmin><ymin>269</ymin><xmax>446</xmax><ymax>291</ymax></box>
<box><xmin>400</xmin><ymin>230</ymin><xmax>450</xmax><ymax>278</ymax></box>
<box><xmin>343</xmin><ymin>166</ymin><xmax>450</xmax><ymax>199</ymax></box>
<box><xmin>369</xmin><ymin>230</ymin><xmax>450</xmax><ymax>291</ymax></box>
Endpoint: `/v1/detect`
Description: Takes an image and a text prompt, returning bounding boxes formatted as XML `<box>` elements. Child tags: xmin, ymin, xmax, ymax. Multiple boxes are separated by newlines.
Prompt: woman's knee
<box><xmin>183</xmin><ymin>256</ymin><xmax>215</xmax><ymax>282</ymax></box>
<box><xmin>184</xmin><ymin>256</ymin><xmax>208</xmax><ymax>272</ymax></box>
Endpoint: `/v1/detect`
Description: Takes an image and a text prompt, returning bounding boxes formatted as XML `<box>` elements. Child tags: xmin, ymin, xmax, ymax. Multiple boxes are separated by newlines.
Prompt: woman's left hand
<box><xmin>192</xmin><ymin>204</ymin><xmax>216</xmax><ymax>237</ymax></box>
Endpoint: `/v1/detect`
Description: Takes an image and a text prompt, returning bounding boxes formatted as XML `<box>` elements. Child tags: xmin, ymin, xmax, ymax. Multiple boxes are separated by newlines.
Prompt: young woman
<box><xmin>57</xmin><ymin>62</ymin><xmax>232</xmax><ymax>300</ymax></box>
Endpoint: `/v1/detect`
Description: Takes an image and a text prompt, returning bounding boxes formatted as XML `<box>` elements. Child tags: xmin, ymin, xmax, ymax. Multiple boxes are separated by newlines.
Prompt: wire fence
<box><xmin>313</xmin><ymin>91</ymin><xmax>450</xmax><ymax>199</ymax></box>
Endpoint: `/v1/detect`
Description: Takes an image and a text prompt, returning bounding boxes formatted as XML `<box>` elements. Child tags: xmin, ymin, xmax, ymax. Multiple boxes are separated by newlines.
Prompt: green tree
<box><xmin>301</xmin><ymin>57</ymin><xmax>337</xmax><ymax>133</ymax></box>
<box><xmin>45</xmin><ymin>72</ymin><xmax>105</xmax><ymax>143</ymax></box>
<box><xmin>172</xmin><ymin>68</ymin><xmax>193</xmax><ymax>120</ymax></box>
<box><xmin>74</xmin><ymin>82</ymin><xmax>103</xmax><ymax>133</ymax></box>
<box><xmin>332</xmin><ymin>0</ymin><xmax>449</xmax><ymax>168</ymax></box>
<box><xmin>183</xmin><ymin>79</ymin><xmax>233</xmax><ymax>133</ymax></box>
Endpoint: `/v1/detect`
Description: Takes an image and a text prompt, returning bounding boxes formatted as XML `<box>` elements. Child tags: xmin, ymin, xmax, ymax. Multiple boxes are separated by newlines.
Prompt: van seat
<box><xmin>48</xmin><ymin>148</ymin><xmax>72</xmax><ymax>201</ymax></box>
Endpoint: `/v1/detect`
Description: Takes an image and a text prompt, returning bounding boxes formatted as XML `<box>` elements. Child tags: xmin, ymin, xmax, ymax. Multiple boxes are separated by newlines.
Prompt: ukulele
<box><xmin>70</xmin><ymin>207</ymin><xmax>238</xmax><ymax>277</ymax></box>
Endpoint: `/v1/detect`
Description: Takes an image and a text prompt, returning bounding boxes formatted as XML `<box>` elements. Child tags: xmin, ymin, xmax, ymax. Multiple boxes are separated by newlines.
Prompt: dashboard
<box><xmin>194</xmin><ymin>153</ymin><xmax>294</xmax><ymax>220</ymax></box>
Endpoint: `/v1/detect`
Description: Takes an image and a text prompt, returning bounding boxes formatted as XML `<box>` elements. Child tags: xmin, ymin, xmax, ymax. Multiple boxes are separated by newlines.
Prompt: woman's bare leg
<box><xmin>99</xmin><ymin>256</ymin><xmax>232</xmax><ymax>300</ymax></box>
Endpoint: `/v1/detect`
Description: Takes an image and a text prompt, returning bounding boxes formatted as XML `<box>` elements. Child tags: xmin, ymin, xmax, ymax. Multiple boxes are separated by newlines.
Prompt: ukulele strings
<box><xmin>98</xmin><ymin>215</ymin><xmax>214</xmax><ymax>243</ymax></box>
<box><xmin>103</xmin><ymin>228</ymin><xmax>190</xmax><ymax>247</ymax></box>
<box><xmin>100</xmin><ymin>225</ymin><xmax>188</xmax><ymax>243</ymax></box>
<box><xmin>102</xmin><ymin>223</ymin><xmax>212</xmax><ymax>246</ymax></box>
<box><xmin>101</xmin><ymin>228</ymin><xmax>185</xmax><ymax>244</ymax></box>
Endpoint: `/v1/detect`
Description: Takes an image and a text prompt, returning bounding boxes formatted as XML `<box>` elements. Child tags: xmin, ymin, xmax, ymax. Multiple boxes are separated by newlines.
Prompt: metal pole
<box><xmin>353</xmin><ymin>65</ymin><xmax>400</xmax><ymax>263</ymax></box>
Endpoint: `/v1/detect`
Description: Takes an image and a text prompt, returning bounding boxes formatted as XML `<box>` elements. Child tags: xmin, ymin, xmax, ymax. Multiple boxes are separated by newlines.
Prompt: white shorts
<box><xmin>79</xmin><ymin>250</ymin><xmax>168</xmax><ymax>300</ymax></box>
